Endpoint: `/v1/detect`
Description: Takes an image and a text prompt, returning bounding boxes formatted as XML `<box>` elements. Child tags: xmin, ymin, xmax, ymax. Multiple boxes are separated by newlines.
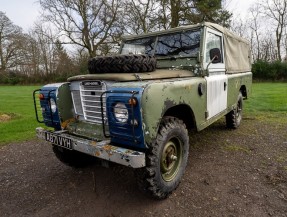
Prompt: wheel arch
<box><xmin>240</xmin><ymin>85</ymin><xmax>247</xmax><ymax>99</ymax></box>
<box><xmin>163</xmin><ymin>104</ymin><xmax>196</xmax><ymax>131</ymax></box>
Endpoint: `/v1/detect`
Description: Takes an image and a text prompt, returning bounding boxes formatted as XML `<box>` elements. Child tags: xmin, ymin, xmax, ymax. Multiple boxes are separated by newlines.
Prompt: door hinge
<box><xmin>224</xmin><ymin>82</ymin><xmax>227</xmax><ymax>91</ymax></box>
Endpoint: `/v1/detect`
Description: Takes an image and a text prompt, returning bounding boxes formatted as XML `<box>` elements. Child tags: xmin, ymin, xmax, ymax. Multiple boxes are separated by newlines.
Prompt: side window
<box><xmin>205</xmin><ymin>32</ymin><xmax>223</xmax><ymax>63</ymax></box>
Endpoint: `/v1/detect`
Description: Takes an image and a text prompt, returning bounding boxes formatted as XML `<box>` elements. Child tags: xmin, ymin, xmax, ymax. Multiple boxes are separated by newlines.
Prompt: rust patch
<box><xmin>61</xmin><ymin>118</ymin><xmax>75</xmax><ymax>129</ymax></box>
<box><xmin>91</xmin><ymin>141</ymin><xmax>97</xmax><ymax>146</ymax></box>
<box><xmin>103</xmin><ymin>144</ymin><xmax>114</xmax><ymax>156</ymax></box>
<box><xmin>103</xmin><ymin>145</ymin><xmax>112</xmax><ymax>151</ymax></box>
<box><xmin>95</xmin><ymin>151</ymin><xmax>101</xmax><ymax>157</ymax></box>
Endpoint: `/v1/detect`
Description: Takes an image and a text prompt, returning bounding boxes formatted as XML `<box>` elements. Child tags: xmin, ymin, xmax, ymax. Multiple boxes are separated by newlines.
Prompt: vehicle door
<box><xmin>203</xmin><ymin>28</ymin><xmax>227</xmax><ymax>120</ymax></box>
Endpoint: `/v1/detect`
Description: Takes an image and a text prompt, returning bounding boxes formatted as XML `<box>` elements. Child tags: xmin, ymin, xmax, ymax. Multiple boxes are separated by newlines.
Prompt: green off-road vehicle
<box><xmin>33</xmin><ymin>22</ymin><xmax>252</xmax><ymax>199</ymax></box>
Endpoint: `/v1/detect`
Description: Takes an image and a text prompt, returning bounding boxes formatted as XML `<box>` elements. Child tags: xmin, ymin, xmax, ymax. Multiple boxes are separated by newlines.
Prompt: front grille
<box><xmin>71</xmin><ymin>90</ymin><xmax>83</xmax><ymax>115</ymax></box>
<box><xmin>71</xmin><ymin>81</ymin><xmax>107</xmax><ymax>124</ymax></box>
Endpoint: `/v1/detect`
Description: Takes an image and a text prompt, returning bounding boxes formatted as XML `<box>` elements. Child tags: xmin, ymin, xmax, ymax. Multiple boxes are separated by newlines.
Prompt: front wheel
<box><xmin>52</xmin><ymin>145</ymin><xmax>96</xmax><ymax>168</ymax></box>
<box><xmin>226</xmin><ymin>92</ymin><xmax>243</xmax><ymax>129</ymax></box>
<box><xmin>135</xmin><ymin>117</ymin><xmax>189</xmax><ymax>199</ymax></box>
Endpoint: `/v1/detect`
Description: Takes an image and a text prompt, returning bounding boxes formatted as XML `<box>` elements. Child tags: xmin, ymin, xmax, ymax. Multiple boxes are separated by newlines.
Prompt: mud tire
<box><xmin>135</xmin><ymin>116</ymin><xmax>189</xmax><ymax>199</ymax></box>
<box><xmin>88</xmin><ymin>54</ymin><xmax>156</xmax><ymax>74</ymax></box>
<box><xmin>226</xmin><ymin>92</ymin><xmax>243</xmax><ymax>129</ymax></box>
<box><xmin>52</xmin><ymin>145</ymin><xmax>96</xmax><ymax>168</ymax></box>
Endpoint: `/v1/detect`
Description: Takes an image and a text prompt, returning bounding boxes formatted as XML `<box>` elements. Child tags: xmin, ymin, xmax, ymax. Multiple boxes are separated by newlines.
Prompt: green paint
<box><xmin>68</xmin><ymin>69</ymin><xmax>196</xmax><ymax>82</ymax></box>
<box><xmin>226</xmin><ymin>72</ymin><xmax>252</xmax><ymax>109</ymax></box>
<box><xmin>66</xmin><ymin>120</ymin><xmax>106</xmax><ymax>140</ymax></box>
<box><xmin>56</xmin><ymin>83</ymin><xmax>74</xmax><ymax>122</ymax></box>
<box><xmin>141</xmin><ymin>78</ymin><xmax>206</xmax><ymax>143</ymax></box>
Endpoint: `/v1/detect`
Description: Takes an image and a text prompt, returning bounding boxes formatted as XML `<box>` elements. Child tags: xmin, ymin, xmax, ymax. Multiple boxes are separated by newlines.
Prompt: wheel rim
<box><xmin>160</xmin><ymin>137</ymin><xmax>183</xmax><ymax>182</ymax></box>
<box><xmin>236</xmin><ymin>98</ymin><xmax>242</xmax><ymax>123</ymax></box>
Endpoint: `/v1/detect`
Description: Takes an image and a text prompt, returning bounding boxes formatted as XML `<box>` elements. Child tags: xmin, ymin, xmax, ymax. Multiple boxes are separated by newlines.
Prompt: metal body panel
<box><xmin>66</xmin><ymin>120</ymin><xmax>106</xmax><ymax>141</ymax></box>
<box><xmin>36</xmin><ymin>127</ymin><xmax>145</xmax><ymax>168</ymax></box>
<box><xmin>56</xmin><ymin>83</ymin><xmax>74</xmax><ymax>123</ymax></box>
<box><xmin>140</xmin><ymin>71</ymin><xmax>251</xmax><ymax>143</ymax></box>
<box><xmin>141</xmin><ymin>77</ymin><xmax>207</xmax><ymax>144</ymax></box>
<box><xmin>205</xmin><ymin>75</ymin><xmax>228</xmax><ymax>119</ymax></box>
<box><xmin>68</xmin><ymin>69</ymin><xmax>196</xmax><ymax>82</ymax></box>
<box><xmin>38</xmin><ymin>85</ymin><xmax>61</xmax><ymax>129</ymax></box>
<box><xmin>226</xmin><ymin>72</ymin><xmax>252</xmax><ymax>107</ymax></box>
<box><xmin>106</xmin><ymin>87</ymin><xmax>146</xmax><ymax>149</ymax></box>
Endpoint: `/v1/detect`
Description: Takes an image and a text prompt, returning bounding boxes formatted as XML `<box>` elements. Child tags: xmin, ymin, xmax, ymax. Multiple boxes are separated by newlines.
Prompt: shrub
<box><xmin>252</xmin><ymin>60</ymin><xmax>287</xmax><ymax>81</ymax></box>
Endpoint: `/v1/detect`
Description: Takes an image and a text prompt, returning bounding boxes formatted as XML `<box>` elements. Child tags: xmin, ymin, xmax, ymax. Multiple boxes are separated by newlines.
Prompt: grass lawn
<box><xmin>0</xmin><ymin>83</ymin><xmax>286</xmax><ymax>146</ymax></box>
<box><xmin>0</xmin><ymin>86</ymin><xmax>40</xmax><ymax>146</ymax></box>
<box><xmin>244</xmin><ymin>83</ymin><xmax>287</xmax><ymax>124</ymax></box>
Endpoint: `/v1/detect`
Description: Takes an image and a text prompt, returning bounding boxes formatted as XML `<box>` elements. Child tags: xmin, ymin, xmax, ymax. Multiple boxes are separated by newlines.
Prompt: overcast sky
<box><xmin>0</xmin><ymin>0</ymin><xmax>256</xmax><ymax>31</ymax></box>
<box><xmin>0</xmin><ymin>0</ymin><xmax>39</xmax><ymax>30</ymax></box>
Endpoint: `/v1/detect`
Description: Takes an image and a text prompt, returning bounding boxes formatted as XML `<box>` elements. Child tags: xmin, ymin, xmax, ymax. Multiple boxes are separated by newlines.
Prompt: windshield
<box><xmin>121</xmin><ymin>29</ymin><xmax>201</xmax><ymax>58</ymax></box>
<box><xmin>121</xmin><ymin>37</ymin><xmax>156</xmax><ymax>55</ymax></box>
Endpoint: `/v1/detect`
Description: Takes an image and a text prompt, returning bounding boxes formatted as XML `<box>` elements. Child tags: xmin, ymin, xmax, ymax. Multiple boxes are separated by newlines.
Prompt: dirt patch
<box><xmin>0</xmin><ymin>118</ymin><xmax>287</xmax><ymax>216</ymax></box>
<box><xmin>0</xmin><ymin>113</ymin><xmax>18</xmax><ymax>122</ymax></box>
<box><xmin>0</xmin><ymin>114</ymin><xmax>12</xmax><ymax>122</ymax></box>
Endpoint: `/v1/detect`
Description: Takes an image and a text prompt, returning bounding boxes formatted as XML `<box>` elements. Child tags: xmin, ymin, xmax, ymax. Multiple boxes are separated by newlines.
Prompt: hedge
<box><xmin>1</xmin><ymin>60</ymin><xmax>286</xmax><ymax>85</ymax></box>
<box><xmin>252</xmin><ymin>60</ymin><xmax>287</xmax><ymax>81</ymax></box>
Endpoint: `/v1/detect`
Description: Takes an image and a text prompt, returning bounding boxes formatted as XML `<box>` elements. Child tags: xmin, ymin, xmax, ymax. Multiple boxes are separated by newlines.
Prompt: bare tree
<box><xmin>156</xmin><ymin>0</ymin><xmax>195</xmax><ymax>29</ymax></box>
<box><xmin>230</xmin><ymin>18</ymin><xmax>248</xmax><ymax>38</ymax></box>
<box><xmin>0</xmin><ymin>12</ymin><xmax>23</xmax><ymax>71</ymax></box>
<box><xmin>249</xmin><ymin>5</ymin><xmax>262</xmax><ymax>61</ymax></box>
<box><xmin>156</xmin><ymin>0</ymin><xmax>231</xmax><ymax>29</ymax></box>
<box><xmin>31</xmin><ymin>22</ymin><xmax>57</xmax><ymax>75</ymax></box>
<box><xmin>20</xmin><ymin>33</ymin><xmax>42</xmax><ymax>76</ymax></box>
<box><xmin>39</xmin><ymin>0</ymin><xmax>123</xmax><ymax>57</ymax></box>
<box><xmin>123</xmin><ymin>0</ymin><xmax>158</xmax><ymax>34</ymax></box>
<box><xmin>261</xmin><ymin>0</ymin><xmax>287</xmax><ymax>61</ymax></box>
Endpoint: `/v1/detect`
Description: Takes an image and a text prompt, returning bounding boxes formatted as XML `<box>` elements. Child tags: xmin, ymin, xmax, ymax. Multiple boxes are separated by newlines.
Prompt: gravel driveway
<box><xmin>1</xmin><ymin>118</ymin><xmax>286</xmax><ymax>217</ymax></box>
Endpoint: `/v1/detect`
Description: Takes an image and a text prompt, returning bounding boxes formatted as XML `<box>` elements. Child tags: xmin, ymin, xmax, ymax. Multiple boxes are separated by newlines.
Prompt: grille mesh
<box><xmin>71</xmin><ymin>81</ymin><xmax>107</xmax><ymax>124</ymax></box>
<box><xmin>71</xmin><ymin>90</ymin><xmax>83</xmax><ymax>115</ymax></box>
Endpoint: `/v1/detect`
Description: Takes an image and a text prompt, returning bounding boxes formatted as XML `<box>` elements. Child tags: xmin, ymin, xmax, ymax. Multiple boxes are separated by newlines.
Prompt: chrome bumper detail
<box><xmin>36</xmin><ymin>127</ymin><xmax>145</xmax><ymax>168</ymax></box>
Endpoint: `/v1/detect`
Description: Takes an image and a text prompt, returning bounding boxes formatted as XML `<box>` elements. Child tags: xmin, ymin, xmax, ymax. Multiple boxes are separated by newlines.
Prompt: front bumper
<box><xmin>36</xmin><ymin>127</ymin><xmax>146</xmax><ymax>168</ymax></box>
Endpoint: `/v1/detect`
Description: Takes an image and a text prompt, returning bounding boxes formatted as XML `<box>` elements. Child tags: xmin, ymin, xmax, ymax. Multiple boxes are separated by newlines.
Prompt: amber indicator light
<box><xmin>128</xmin><ymin>98</ymin><xmax>137</xmax><ymax>106</ymax></box>
<box><xmin>39</xmin><ymin>94</ymin><xmax>45</xmax><ymax>100</ymax></box>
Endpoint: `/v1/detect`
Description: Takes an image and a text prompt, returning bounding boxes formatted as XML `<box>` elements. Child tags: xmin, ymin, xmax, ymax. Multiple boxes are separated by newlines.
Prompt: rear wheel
<box><xmin>226</xmin><ymin>92</ymin><xmax>243</xmax><ymax>129</ymax></box>
<box><xmin>52</xmin><ymin>145</ymin><xmax>96</xmax><ymax>168</ymax></box>
<box><xmin>135</xmin><ymin>117</ymin><xmax>189</xmax><ymax>199</ymax></box>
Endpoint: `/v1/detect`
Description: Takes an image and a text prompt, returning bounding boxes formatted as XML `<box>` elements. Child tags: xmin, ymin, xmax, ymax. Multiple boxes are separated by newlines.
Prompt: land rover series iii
<box><xmin>33</xmin><ymin>22</ymin><xmax>252</xmax><ymax>199</ymax></box>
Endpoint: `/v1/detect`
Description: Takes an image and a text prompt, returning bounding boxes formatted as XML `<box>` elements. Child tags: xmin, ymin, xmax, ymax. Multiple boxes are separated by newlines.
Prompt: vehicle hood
<box><xmin>68</xmin><ymin>69</ymin><xmax>195</xmax><ymax>82</ymax></box>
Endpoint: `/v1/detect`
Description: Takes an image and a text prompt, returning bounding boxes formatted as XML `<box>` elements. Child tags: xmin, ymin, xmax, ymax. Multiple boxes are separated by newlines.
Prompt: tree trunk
<box><xmin>170</xmin><ymin>0</ymin><xmax>181</xmax><ymax>28</ymax></box>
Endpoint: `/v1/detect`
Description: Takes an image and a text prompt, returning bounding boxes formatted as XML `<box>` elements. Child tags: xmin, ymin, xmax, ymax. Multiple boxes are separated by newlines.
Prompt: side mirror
<box><xmin>209</xmin><ymin>48</ymin><xmax>221</xmax><ymax>63</ymax></box>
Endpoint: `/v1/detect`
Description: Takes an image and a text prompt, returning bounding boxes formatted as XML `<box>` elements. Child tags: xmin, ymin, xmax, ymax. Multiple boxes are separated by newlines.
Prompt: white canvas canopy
<box><xmin>122</xmin><ymin>22</ymin><xmax>252</xmax><ymax>74</ymax></box>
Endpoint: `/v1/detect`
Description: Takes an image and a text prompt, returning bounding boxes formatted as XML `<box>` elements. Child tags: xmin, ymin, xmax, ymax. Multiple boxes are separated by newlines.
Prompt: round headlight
<box><xmin>113</xmin><ymin>102</ymin><xmax>128</xmax><ymax>123</ymax></box>
<box><xmin>50</xmin><ymin>98</ymin><xmax>57</xmax><ymax>113</ymax></box>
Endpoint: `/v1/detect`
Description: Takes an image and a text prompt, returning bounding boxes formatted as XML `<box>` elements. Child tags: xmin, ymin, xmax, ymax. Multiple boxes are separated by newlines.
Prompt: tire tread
<box><xmin>88</xmin><ymin>54</ymin><xmax>157</xmax><ymax>74</ymax></box>
<box><xmin>135</xmin><ymin>116</ymin><xmax>189</xmax><ymax>199</ymax></box>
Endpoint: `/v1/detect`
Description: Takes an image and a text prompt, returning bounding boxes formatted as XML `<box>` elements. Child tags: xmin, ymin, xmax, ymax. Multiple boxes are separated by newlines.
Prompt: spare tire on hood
<box><xmin>88</xmin><ymin>54</ymin><xmax>157</xmax><ymax>74</ymax></box>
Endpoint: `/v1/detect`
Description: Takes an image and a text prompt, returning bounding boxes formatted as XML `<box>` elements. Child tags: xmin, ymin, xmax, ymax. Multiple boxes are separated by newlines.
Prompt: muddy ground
<box><xmin>0</xmin><ymin>117</ymin><xmax>287</xmax><ymax>217</ymax></box>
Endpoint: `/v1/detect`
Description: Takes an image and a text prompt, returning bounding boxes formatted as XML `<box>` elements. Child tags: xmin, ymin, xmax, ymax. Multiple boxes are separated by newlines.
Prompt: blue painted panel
<box><xmin>106</xmin><ymin>87</ymin><xmax>146</xmax><ymax>149</ymax></box>
<box><xmin>39</xmin><ymin>86</ymin><xmax>61</xmax><ymax>130</ymax></box>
